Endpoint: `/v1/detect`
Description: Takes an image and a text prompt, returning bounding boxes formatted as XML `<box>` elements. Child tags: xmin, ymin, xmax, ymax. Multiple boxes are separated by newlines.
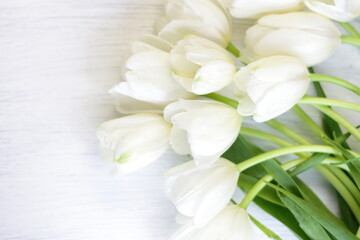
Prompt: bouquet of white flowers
<box><xmin>97</xmin><ymin>0</ymin><xmax>360</xmax><ymax>239</ymax></box>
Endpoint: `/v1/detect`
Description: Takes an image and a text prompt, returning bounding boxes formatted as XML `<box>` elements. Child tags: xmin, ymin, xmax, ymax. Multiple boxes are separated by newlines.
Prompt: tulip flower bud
<box><xmin>165</xmin><ymin>159</ymin><xmax>240</xmax><ymax>225</ymax></box>
<box><xmin>305</xmin><ymin>0</ymin><xmax>360</xmax><ymax>22</ymax></box>
<box><xmin>96</xmin><ymin>114</ymin><xmax>171</xmax><ymax>174</ymax></box>
<box><xmin>110</xmin><ymin>35</ymin><xmax>194</xmax><ymax>114</ymax></box>
<box><xmin>228</xmin><ymin>0</ymin><xmax>304</xmax><ymax>19</ymax></box>
<box><xmin>158</xmin><ymin>0</ymin><xmax>232</xmax><ymax>47</ymax></box>
<box><xmin>170</xmin><ymin>205</ymin><xmax>266</xmax><ymax>240</ymax></box>
<box><xmin>164</xmin><ymin>100</ymin><xmax>242</xmax><ymax>165</ymax></box>
<box><xmin>170</xmin><ymin>35</ymin><xmax>236</xmax><ymax>94</ymax></box>
<box><xmin>234</xmin><ymin>56</ymin><xmax>310</xmax><ymax>122</ymax></box>
<box><xmin>244</xmin><ymin>12</ymin><xmax>342</xmax><ymax>66</ymax></box>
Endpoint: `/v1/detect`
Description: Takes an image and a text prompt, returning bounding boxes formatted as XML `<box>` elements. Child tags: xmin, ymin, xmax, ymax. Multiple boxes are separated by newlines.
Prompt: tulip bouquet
<box><xmin>97</xmin><ymin>0</ymin><xmax>360</xmax><ymax>239</ymax></box>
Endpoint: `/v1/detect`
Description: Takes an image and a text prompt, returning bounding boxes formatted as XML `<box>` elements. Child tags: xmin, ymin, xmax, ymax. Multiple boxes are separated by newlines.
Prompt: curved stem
<box><xmin>341</xmin><ymin>35</ymin><xmax>360</xmax><ymax>47</ymax></box>
<box><xmin>310</xmin><ymin>73</ymin><xmax>360</xmax><ymax>96</ymax></box>
<box><xmin>298</xmin><ymin>96</ymin><xmax>360</xmax><ymax>112</ymax></box>
<box><xmin>317</xmin><ymin>165</ymin><xmax>360</xmax><ymax>222</ymax></box>
<box><xmin>292</xmin><ymin>105</ymin><xmax>327</xmax><ymax>140</ymax></box>
<box><xmin>266</xmin><ymin>120</ymin><xmax>311</xmax><ymax>145</ymax></box>
<box><xmin>239</xmin><ymin>158</ymin><xmax>305</xmax><ymax>209</ymax></box>
<box><xmin>202</xmin><ymin>93</ymin><xmax>238</xmax><ymax>108</ymax></box>
<box><xmin>226</xmin><ymin>42</ymin><xmax>240</xmax><ymax>58</ymax></box>
<box><xmin>339</xmin><ymin>22</ymin><xmax>360</xmax><ymax>38</ymax></box>
<box><xmin>236</xmin><ymin>145</ymin><xmax>339</xmax><ymax>172</ymax></box>
<box><xmin>240</xmin><ymin>127</ymin><xmax>309</xmax><ymax>158</ymax></box>
<box><xmin>327</xmin><ymin>166</ymin><xmax>360</xmax><ymax>205</ymax></box>
<box><xmin>314</xmin><ymin>105</ymin><xmax>360</xmax><ymax>141</ymax></box>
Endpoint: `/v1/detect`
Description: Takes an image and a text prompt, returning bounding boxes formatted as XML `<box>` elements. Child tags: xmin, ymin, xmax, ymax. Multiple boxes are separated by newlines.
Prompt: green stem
<box><xmin>317</xmin><ymin>165</ymin><xmax>360</xmax><ymax>222</ymax></box>
<box><xmin>292</xmin><ymin>105</ymin><xmax>327</xmax><ymax>140</ymax></box>
<box><xmin>226</xmin><ymin>42</ymin><xmax>240</xmax><ymax>57</ymax></box>
<box><xmin>313</xmin><ymin>105</ymin><xmax>360</xmax><ymax>141</ymax></box>
<box><xmin>236</xmin><ymin>145</ymin><xmax>339</xmax><ymax>172</ymax></box>
<box><xmin>339</xmin><ymin>22</ymin><xmax>360</xmax><ymax>38</ymax></box>
<box><xmin>240</xmin><ymin>127</ymin><xmax>309</xmax><ymax>158</ymax></box>
<box><xmin>310</xmin><ymin>74</ymin><xmax>360</xmax><ymax>96</ymax></box>
<box><xmin>266</xmin><ymin>120</ymin><xmax>311</xmax><ymax>145</ymax></box>
<box><xmin>202</xmin><ymin>93</ymin><xmax>238</xmax><ymax>108</ymax></box>
<box><xmin>298</xmin><ymin>96</ymin><xmax>360</xmax><ymax>112</ymax></box>
<box><xmin>341</xmin><ymin>35</ymin><xmax>360</xmax><ymax>47</ymax></box>
<box><xmin>357</xmin><ymin>227</ymin><xmax>360</xmax><ymax>238</ymax></box>
<box><xmin>239</xmin><ymin>158</ymin><xmax>305</xmax><ymax>209</ymax></box>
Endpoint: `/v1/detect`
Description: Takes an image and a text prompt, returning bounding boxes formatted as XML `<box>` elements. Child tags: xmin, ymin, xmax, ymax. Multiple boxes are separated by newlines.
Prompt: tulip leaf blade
<box><xmin>292</xmin><ymin>177</ymin><xmax>330</xmax><ymax>213</ymax></box>
<box><xmin>222</xmin><ymin>135</ymin><xmax>266</xmax><ymax>177</ymax></box>
<box><xmin>261</xmin><ymin>159</ymin><xmax>302</xmax><ymax>197</ymax></box>
<box><xmin>249</xmin><ymin>214</ymin><xmax>282</xmax><ymax>240</ymax></box>
<box><xmin>270</xmin><ymin>183</ymin><xmax>358</xmax><ymax>240</ymax></box>
<box><xmin>253</xmin><ymin>197</ymin><xmax>311</xmax><ymax>240</ymax></box>
<box><xmin>279</xmin><ymin>193</ymin><xmax>332</xmax><ymax>240</ymax></box>
<box><xmin>337</xmin><ymin>192</ymin><xmax>359</xmax><ymax>233</ymax></box>
<box><xmin>290</xmin><ymin>153</ymin><xmax>329</xmax><ymax>176</ymax></box>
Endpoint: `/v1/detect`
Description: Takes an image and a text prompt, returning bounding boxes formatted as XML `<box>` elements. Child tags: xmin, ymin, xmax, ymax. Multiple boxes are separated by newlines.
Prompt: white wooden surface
<box><xmin>0</xmin><ymin>1</ymin><xmax>359</xmax><ymax>239</ymax></box>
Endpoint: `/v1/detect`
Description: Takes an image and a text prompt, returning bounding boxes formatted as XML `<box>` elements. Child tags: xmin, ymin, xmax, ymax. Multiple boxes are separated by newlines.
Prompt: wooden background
<box><xmin>1</xmin><ymin>0</ymin><xmax>359</xmax><ymax>239</ymax></box>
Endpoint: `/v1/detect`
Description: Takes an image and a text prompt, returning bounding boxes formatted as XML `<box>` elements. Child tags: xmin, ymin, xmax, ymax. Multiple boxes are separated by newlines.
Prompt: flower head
<box><xmin>305</xmin><ymin>0</ymin><xmax>360</xmax><ymax>22</ymax></box>
<box><xmin>158</xmin><ymin>0</ymin><xmax>232</xmax><ymax>47</ymax></box>
<box><xmin>96</xmin><ymin>114</ymin><xmax>171</xmax><ymax>174</ymax></box>
<box><xmin>234</xmin><ymin>56</ymin><xmax>310</xmax><ymax>122</ymax></box>
<box><xmin>164</xmin><ymin>100</ymin><xmax>242</xmax><ymax>165</ymax></box>
<box><xmin>165</xmin><ymin>159</ymin><xmax>240</xmax><ymax>225</ymax></box>
<box><xmin>110</xmin><ymin>35</ymin><xmax>194</xmax><ymax>113</ymax></box>
<box><xmin>170</xmin><ymin>35</ymin><xmax>236</xmax><ymax>94</ymax></box>
<box><xmin>228</xmin><ymin>0</ymin><xmax>304</xmax><ymax>19</ymax></box>
<box><xmin>170</xmin><ymin>205</ymin><xmax>266</xmax><ymax>240</ymax></box>
<box><xmin>244</xmin><ymin>12</ymin><xmax>341</xmax><ymax>66</ymax></box>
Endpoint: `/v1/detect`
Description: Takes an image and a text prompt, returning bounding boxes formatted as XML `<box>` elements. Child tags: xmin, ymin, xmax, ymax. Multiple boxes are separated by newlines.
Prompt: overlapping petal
<box><xmin>164</xmin><ymin>100</ymin><xmax>242</xmax><ymax>165</ymax></box>
<box><xmin>165</xmin><ymin>158</ymin><xmax>240</xmax><ymax>225</ymax></box>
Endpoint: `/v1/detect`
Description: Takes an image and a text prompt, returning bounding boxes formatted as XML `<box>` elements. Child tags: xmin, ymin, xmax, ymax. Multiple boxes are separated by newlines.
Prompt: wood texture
<box><xmin>0</xmin><ymin>0</ymin><xmax>359</xmax><ymax>239</ymax></box>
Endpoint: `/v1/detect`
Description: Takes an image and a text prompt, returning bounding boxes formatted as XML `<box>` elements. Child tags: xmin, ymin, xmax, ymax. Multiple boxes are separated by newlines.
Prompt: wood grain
<box><xmin>0</xmin><ymin>0</ymin><xmax>359</xmax><ymax>239</ymax></box>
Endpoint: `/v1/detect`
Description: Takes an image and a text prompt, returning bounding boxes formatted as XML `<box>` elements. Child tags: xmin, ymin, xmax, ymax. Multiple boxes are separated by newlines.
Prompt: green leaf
<box><xmin>222</xmin><ymin>135</ymin><xmax>266</xmax><ymax>177</ymax></box>
<box><xmin>290</xmin><ymin>153</ymin><xmax>329</xmax><ymax>176</ymax></box>
<box><xmin>261</xmin><ymin>159</ymin><xmax>302</xmax><ymax>197</ymax></box>
<box><xmin>238</xmin><ymin>173</ymin><xmax>284</xmax><ymax>207</ymax></box>
<box><xmin>280</xmin><ymin>193</ymin><xmax>332</xmax><ymax>240</ymax></box>
<box><xmin>250</xmin><ymin>214</ymin><xmax>282</xmax><ymax>240</ymax></box>
<box><xmin>270</xmin><ymin>184</ymin><xmax>358</xmax><ymax>240</ymax></box>
<box><xmin>337</xmin><ymin>192</ymin><xmax>359</xmax><ymax>233</ymax></box>
<box><xmin>334</xmin><ymin>125</ymin><xmax>360</xmax><ymax>144</ymax></box>
<box><xmin>253</xmin><ymin>197</ymin><xmax>311</xmax><ymax>240</ymax></box>
<box><xmin>323</xmin><ymin>137</ymin><xmax>360</xmax><ymax>189</ymax></box>
<box><xmin>293</xmin><ymin>177</ymin><xmax>330</xmax><ymax>213</ymax></box>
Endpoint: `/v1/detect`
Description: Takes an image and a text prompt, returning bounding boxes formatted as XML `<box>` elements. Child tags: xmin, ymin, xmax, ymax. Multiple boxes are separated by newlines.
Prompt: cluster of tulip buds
<box><xmin>97</xmin><ymin>0</ymin><xmax>360</xmax><ymax>239</ymax></box>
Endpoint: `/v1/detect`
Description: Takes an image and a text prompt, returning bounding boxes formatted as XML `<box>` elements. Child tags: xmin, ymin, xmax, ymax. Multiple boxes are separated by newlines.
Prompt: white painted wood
<box><xmin>0</xmin><ymin>0</ymin><xmax>359</xmax><ymax>239</ymax></box>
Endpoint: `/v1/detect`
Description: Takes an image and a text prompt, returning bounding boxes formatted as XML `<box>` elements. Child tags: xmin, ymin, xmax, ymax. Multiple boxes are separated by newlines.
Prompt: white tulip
<box><xmin>305</xmin><ymin>0</ymin><xmax>360</xmax><ymax>22</ymax></box>
<box><xmin>228</xmin><ymin>0</ymin><xmax>304</xmax><ymax>19</ymax></box>
<box><xmin>244</xmin><ymin>12</ymin><xmax>341</xmax><ymax>66</ymax></box>
<box><xmin>164</xmin><ymin>100</ymin><xmax>242</xmax><ymax>165</ymax></box>
<box><xmin>158</xmin><ymin>0</ymin><xmax>232</xmax><ymax>47</ymax></box>
<box><xmin>234</xmin><ymin>56</ymin><xmax>310</xmax><ymax>122</ymax></box>
<box><xmin>110</xmin><ymin>35</ymin><xmax>194</xmax><ymax>113</ymax></box>
<box><xmin>96</xmin><ymin>114</ymin><xmax>171</xmax><ymax>174</ymax></box>
<box><xmin>170</xmin><ymin>205</ymin><xmax>266</xmax><ymax>240</ymax></box>
<box><xmin>170</xmin><ymin>35</ymin><xmax>236</xmax><ymax>94</ymax></box>
<box><xmin>165</xmin><ymin>159</ymin><xmax>240</xmax><ymax>225</ymax></box>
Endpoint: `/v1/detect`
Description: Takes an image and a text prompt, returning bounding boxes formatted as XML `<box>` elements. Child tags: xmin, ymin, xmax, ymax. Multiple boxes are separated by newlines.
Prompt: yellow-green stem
<box><xmin>236</xmin><ymin>145</ymin><xmax>339</xmax><ymax>172</ymax></box>
<box><xmin>310</xmin><ymin>74</ymin><xmax>360</xmax><ymax>95</ymax></box>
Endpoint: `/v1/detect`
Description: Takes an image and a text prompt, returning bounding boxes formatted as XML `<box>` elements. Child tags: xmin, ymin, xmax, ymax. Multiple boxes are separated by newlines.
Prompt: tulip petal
<box><xmin>159</xmin><ymin>19</ymin><xmax>227</xmax><ymax>47</ymax></box>
<box><xmin>192</xmin><ymin>61</ymin><xmax>236</xmax><ymax>94</ymax></box>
